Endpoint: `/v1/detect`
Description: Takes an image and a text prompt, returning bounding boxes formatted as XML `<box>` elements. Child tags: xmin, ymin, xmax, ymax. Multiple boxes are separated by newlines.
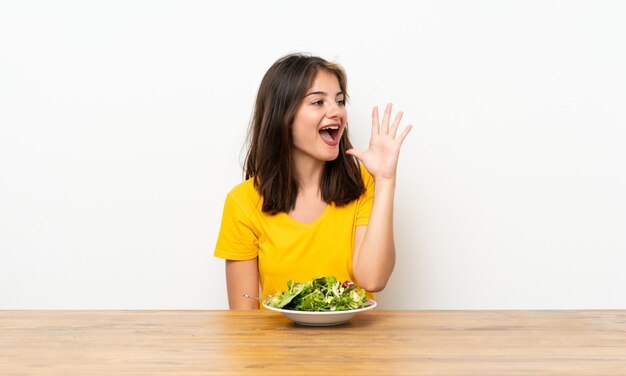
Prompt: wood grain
<box><xmin>1</xmin><ymin>310</ymin><xmax>625</xmax><ymax>375</ymax></box>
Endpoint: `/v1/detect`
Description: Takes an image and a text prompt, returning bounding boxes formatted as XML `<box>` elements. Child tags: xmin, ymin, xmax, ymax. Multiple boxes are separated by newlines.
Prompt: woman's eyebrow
<box><xmin>304</xmin><ymin>91</ymin><xmax>344</xmax><ymax>97</ymax></box>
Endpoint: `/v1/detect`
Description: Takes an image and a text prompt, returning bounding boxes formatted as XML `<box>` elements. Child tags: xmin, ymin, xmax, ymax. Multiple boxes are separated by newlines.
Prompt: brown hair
<box><xmin>244</xmin><ymin>53</ymin><xmax>365</xmax><ymax>214</ymax></box>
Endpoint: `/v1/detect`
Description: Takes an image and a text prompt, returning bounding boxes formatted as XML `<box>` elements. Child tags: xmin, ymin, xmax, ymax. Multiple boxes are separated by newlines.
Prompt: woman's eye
<box><xmin>337</xmin><ymin>99</ymin><xmax>346</xmax><ymax>106</ymax></box>
<box><xmin>312</xmin><ymin>100</ymin><xmax>324</xmax><ymax>106</ymax></box>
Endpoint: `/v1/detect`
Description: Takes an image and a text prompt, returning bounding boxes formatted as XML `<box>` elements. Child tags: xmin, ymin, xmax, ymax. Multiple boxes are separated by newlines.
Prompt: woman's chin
<box><xmin>322</xmin><ymin>149</ymin><xmax>340</xmax><ymax>161</ymax></box>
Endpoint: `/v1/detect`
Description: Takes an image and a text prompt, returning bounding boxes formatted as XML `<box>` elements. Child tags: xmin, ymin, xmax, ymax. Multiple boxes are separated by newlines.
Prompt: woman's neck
<box><xmin>293</xmin><ymin>155</ymin><xmax>325</xmax><ymax>190</ymax></box>
<box><xmin>289</xmin><ymin>157</ymin><xmax>327</xmax><ymax>223</ymax></box>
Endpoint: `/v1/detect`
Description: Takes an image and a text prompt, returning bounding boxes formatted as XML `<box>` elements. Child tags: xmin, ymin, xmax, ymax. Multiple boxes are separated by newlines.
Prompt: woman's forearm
<box><xmin>353</xmin><ymin>178</ymin><xmax>397</xmax><ymax>292</ymax></box>
<box><xmin>225</xmin><ymin>259</ymin><xmax>260</xmax><ymax>309</ymax></box>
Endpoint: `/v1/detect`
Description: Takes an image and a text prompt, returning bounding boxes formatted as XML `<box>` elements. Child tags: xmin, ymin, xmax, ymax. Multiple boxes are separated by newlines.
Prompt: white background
<box><xmin>1</xmin><ymin>1</ymin><xmax>625</xmax><ymax>309</ymax></box>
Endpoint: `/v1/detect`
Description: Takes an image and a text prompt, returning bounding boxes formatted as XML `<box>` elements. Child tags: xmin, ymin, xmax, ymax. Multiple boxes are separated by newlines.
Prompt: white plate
<box><xmin>262</xmin><ymin>300</ymin><xmax>377</xmax><ymax>326</ymax></box>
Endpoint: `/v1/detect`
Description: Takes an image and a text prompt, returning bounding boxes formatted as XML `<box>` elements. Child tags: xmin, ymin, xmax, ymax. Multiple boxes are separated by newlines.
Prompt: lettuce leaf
<box><xmin>264</xmin><ymin>276</ymin><xmax>371</xmax><ymax>311</ymax></box>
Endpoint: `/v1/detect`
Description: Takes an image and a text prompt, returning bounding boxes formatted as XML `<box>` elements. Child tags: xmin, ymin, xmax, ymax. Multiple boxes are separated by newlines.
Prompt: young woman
<box><xmin>214</xmin><ymin>53</ymin><xmax>412</xmax><ymax>309</ymax></box>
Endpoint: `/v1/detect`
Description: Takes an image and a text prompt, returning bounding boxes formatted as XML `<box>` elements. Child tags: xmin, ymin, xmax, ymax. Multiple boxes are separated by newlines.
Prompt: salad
<box><xmin>263</xmin><ymin>276</ymin><xmax>372</xmax><ymax>311</ymax></box>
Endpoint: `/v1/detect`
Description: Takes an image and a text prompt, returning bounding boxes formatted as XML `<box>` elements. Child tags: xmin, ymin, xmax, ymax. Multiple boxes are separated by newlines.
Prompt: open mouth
<box><xmin>319</xmin><ymin>125</ymin><xmax>340</xmax><ymax>146</ymax></box>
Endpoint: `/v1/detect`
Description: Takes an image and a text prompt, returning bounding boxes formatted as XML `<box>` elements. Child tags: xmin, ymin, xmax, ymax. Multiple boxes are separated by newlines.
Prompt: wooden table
<box><xmin>1</xmin><ymin>310</ymin><xmax>625</xmax><ymax>375</ymax></box>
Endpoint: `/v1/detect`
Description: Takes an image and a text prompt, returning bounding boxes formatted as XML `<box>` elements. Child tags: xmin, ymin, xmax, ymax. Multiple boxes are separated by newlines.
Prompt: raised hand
<box><xmin>346</xmin><ymin>103</ymin><xmax>412</xmax><ymax>182</ymax></box>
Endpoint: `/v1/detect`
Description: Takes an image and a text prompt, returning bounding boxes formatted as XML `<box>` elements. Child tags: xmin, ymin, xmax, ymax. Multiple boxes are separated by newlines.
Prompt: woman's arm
<box><xmin>225</xmin><ymin>258</ymin><xmax>260</xmax><ymax>309</ymax></box>
<box><xmin>352</xmin><ymin>180</ymin><xmax>396</xmax><ymax>292</ymax></box>
<box><xmin>347</xmin><ymin>103</ymin><xmax>412</xmax><ymax>292</ymax></box>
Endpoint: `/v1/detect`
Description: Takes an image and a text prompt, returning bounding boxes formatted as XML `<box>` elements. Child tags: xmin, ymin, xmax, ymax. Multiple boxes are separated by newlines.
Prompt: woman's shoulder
<box><xmin>227</xmin><ymin>177</ymin><xmax>259</xmax><ymax>200</ymax></box>
<box><xmin>220</xmin><ymin>178</ymin><xmax>263</xmax><ymax>222</ymax></box>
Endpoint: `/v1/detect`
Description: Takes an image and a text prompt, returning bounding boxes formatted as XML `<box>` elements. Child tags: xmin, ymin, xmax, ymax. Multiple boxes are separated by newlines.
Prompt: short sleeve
<box><xmin>355</xmin><ymin>165</ymin><xmax>375</xmax><ymax>226</ymax></box>
<box><xmin>214</xmin><ymin>192</ymin><xmax>259</xmax><ymax>260</ymax></box>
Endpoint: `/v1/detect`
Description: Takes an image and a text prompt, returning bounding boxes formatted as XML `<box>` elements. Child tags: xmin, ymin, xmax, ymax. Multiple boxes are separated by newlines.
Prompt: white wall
<box><xmin>1</xmin><ymin>1</ymin><xmax>625</xmax><ymax>309</ymax></box>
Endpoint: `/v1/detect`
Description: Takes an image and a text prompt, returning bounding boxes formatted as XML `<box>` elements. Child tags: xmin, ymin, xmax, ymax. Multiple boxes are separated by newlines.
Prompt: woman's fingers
<box><xmin>397</xmin><ymin>124</ymin><xmax>413</xmax><ymax>145</ymax></box>
<box><xmin>381</xmin><ymin>103</ymin><xmax>392</xmax><ymax>134</ymax></box>
<box><xmin>390</xmin><ymin>110</ymin><xmax>404</xmax><ymax>139</ymax></box>
<box><xmin>371</xmin><ymin>106</ymin><xmax>380</xmax><ymax>136</ymax></box>
<box><xmin>345</xmin><ymin>148</ymin><xmax>362</xmax><ymax>159</ymax></box>
<box><xmin>372</xmin><ymin>103</ymin><xmax>410</xmax><ymax>143</ymax></box>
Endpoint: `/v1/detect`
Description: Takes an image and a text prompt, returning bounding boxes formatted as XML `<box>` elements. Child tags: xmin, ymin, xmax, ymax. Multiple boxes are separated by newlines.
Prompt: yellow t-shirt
<box><xmin>214</xmin><ymin>165</ymin><xmax>374</xmax><ymax>300</ymax></box>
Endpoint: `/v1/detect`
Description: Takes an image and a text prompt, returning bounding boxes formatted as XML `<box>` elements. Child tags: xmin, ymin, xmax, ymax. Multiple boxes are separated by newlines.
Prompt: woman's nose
<box><xmin>327</xmin><ymin>101</ymin><xmax>342</xmax><ymax>119</ymax></box>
